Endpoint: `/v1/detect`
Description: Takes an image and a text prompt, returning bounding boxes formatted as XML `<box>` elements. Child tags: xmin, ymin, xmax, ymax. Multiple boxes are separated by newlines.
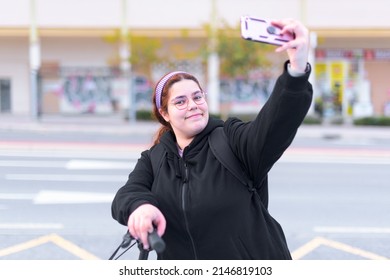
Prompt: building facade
<box><xmin>1</xmin><ymin>0</ymin><xmax>390</xmax><ymax>119</ymax></box>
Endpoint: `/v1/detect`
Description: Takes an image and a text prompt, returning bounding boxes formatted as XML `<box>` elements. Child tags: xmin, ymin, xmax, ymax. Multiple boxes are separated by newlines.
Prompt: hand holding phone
<box><xmin>240</xmin><ymin>15</ymin><xmax>294</xmax><ymax>46</ymax></box>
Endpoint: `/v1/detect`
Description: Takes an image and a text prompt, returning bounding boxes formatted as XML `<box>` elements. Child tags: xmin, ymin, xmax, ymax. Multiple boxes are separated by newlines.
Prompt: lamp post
<box><xmin>120</xmin><ymin>0</ymin><xmax>135</xmax><ymax>122</ymax></box>
<box><xmin>300</xmin><ymin>0</ymin><xmax>317</xmax><ymax>116</ymax></box>
<box><xmin>29</xmin><ymin>0</ymin><xmax>41</xmax><ymax>120</ymax></box>
<box><xmin>207</xmin><ymin>0</ymin><xmax>220</xmax><ymax>116</ymax></box>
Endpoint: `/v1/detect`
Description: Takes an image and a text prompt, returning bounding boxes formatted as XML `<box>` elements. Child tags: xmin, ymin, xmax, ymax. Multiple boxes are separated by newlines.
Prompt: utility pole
<box><xmin>300</xmin><ymin>0</ymin><xmax>317</xmax><ymax>115</ymax></box>
<box><xmin>207</xmin><ymin>0</ymin><xmax>220</xmax><ymax>116</ymax></box>
<box><xmin>29</xmin><ymin>0</ymin><xmax>41</xmax><ymax>120</ymax></box>
<box><xmin>120</xmin><ymin>0</ymin><xmax>135</xmax><ymax>122</ymax></box>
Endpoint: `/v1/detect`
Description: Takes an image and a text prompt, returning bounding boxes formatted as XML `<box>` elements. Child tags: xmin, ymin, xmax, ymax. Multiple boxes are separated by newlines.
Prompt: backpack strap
<box><xmin>209</xmin><ymin>127</ymin><xmax>254</xmax><ymax>192</ymax></box>
<box><xmin>150</xmin><ymin>143</ymin><xmax>167</xmax><ymax>178</ymax></box>
<box><xmin>150</xmin><ymin>129</ymin><xmax>254</xmax><ymax>192</ymax></box>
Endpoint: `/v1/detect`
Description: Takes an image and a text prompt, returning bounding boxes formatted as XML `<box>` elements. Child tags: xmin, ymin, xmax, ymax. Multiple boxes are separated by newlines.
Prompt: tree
<box><xmin>103</xmin><ymin>30</ymin><xmax>162</xmax><ymax>76</ymax></box>
<box><xmin>202</xmin><ymin>20</ymin><xmax>275</xmax><ymax>79</ymax></box>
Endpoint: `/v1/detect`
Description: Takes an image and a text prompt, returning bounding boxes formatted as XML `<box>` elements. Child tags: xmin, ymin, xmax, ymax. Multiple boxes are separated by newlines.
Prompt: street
<box><xmin>0</xmin><ymin>116</ymin><xmax>389</xmax><ymax>260</ymax></box>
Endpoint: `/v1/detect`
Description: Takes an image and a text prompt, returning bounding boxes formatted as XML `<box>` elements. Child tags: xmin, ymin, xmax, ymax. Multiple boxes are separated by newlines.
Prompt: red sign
<box><xmin>316</xmin><ymin>49</ymin><xmax>390</xmax><ymax>60</ymax></box>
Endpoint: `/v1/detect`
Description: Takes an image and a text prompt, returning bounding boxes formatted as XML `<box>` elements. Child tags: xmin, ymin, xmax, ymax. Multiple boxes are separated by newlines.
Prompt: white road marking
<box><xmin>5</xmin><ymin>174</ymin><xmax>126</xmax><ymax>182</ymax></box>
<box><xmin>0</xmin><ymin>223</ymin><xmax>64</xmax><ymax>230</ymax></box>
<box><xmin>1</xmin><ymin>148</ymin><xmax>389</xmax><ymax>165</ymax></box>
<box><xmin>33</xmin><ymin>190</ymin><xmax>115</xmax><ymax>204</ymax></box>
<box><xmin>280</xmin><ymin>156</ymin><xmax>390</xmax><ymax>165</ymax></box>
<box><xmin>0</xmin><ymin>159</ymin><xmax>134</xmax><ymax>169</ymax></box>
<box><xmin>0</xmin><ymin>160</ymin><xmax>65</xmax><ymax>168</ymax></box>
<box><xmin>0</xmin><ymin>150</ymin><xmax>141</xmax><ymax>159</ymax></box>
<box><xmin>314</xmin><ymin>226</ymin><xmax>390</xmax><ymax>234</ymax></box>
<box><xmin>66</xmin><ymin>159</ymin><xmax>133</xmax><ymax>170</ymax></box>
<box><xmin>0</xmin><ymin>191</ymin><xmax>115</xmax><ymax>204</ymax></box>
<box><xmin>0</xmin><ymin>193</ymin><xmax>35</xmax><ymax>200</ymax></box>
<box><xmin>281</xmin><ymin>148</ymin><xmax>390</xmax><ymax>165</ymax></box>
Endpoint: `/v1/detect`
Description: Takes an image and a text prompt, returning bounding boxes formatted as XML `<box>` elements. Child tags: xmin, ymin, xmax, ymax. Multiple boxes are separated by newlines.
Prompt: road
<box><xmin>0</xmin><ymin>119</ymin><xmax>389</xmax><ymax>260</ymax></box>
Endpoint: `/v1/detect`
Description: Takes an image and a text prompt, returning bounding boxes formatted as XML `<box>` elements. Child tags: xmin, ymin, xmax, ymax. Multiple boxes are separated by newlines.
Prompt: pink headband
<box><xmin>155</xmin><ymin>71</ymin><xmax>189</xmax><ymax>110</ymax></box>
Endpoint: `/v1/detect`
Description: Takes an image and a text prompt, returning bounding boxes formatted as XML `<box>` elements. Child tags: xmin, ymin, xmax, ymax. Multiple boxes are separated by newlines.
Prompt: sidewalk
<box><xmin>0</xmin><ymin>114</ymin><xmax>159</xmax><ymax>135</ymax></box>
<box><xmin>297</xmin><ymin>123</ymin><xmax>390</xmax><ymax>141</ymax></box>
<box><xmin>1</xmin><ymin>114</ymin><xmax>390</xmax><ymax>140</ymax></box>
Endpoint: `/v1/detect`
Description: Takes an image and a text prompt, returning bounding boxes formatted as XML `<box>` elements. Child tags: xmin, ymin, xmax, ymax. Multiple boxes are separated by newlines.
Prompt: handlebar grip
<box><xmin>148</xmin><ymin>229</ymin><xmax>166</xmax><ymax>253</ymax></box>
<box><xmin>121</xmin><ymin>231</ymin><xmax>133</xmax><ymax>248</ymax></box>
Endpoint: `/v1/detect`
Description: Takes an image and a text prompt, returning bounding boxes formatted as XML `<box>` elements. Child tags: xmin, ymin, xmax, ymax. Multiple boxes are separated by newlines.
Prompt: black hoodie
<box><xmin>111</xmin><ymin>62</ymin><xmax>313</xmax><ymax>259</ymax></box>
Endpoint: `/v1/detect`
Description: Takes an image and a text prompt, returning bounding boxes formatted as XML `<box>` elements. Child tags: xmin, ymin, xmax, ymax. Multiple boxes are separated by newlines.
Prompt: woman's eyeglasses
<box><xmin>171</xmin><ymin>91</ymin><xmax>206</xmax><ymax>110</ymax></box>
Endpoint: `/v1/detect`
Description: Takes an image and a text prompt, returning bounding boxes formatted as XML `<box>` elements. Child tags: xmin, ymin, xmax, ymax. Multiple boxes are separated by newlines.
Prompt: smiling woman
<box><xmin>111</xmin><ymin>18</ymin><xmax>313</xmax><ymax>260</ymax></box>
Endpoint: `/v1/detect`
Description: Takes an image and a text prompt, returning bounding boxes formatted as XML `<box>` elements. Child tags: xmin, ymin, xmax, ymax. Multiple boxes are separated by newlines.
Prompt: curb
<box><xmin>1</xmin><ymin>115</ymin><xmax>390</xmax><ymax>140</ymax></box>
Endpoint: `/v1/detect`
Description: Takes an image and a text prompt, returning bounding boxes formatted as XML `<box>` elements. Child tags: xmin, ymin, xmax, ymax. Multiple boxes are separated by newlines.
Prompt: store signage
<box><xmin>316</xmin><ymin>49</ymin><xmax>390</xmax><ymax>60</ymax></box>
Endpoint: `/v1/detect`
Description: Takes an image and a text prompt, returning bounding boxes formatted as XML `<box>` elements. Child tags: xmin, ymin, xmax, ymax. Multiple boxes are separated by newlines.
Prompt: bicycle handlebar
<box><xmin>147</xmin><ymin>229</ymin><xmax>166</xmax><ymax>254</ymax></box>
<box><xmin>121</xmin><ymin>231</ymin><xmax>133</xmax><ymax>248</ymax></box>
<box><xmin>122</xmin><ymin>229</ymin><xmax>166</xmax><ymax>254</ymax></box>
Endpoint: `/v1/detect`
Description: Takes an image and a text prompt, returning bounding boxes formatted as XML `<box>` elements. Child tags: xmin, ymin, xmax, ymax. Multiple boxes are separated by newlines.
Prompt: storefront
<box><xmin>314</xmin><ymin>47</ymin><xmax>390</xmax><ymax>119</ymax></box>
<box><xmin>1</xmin><ymin>0</ymin><xmax>390</xmax><ymax>119</ymax></box>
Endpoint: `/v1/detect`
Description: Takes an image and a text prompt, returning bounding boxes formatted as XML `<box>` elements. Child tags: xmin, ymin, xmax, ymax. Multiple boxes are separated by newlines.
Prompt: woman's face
<box><xmin>160</xmin><ymin>79</ymin><xmax>209</xmax><ymax>141</ymax></box>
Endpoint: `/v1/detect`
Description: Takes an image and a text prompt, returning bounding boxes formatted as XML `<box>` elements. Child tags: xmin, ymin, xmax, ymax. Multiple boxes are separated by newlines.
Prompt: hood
<box><xmin>160</xmin><ymin>117</ymin><xmax>223</xmax><ymax>158</ymax></box>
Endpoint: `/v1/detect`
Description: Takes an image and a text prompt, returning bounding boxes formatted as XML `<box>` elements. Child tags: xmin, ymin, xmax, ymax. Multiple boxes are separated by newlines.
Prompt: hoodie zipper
<box><xmin>181</xmin><ymin>162</ymin><xmax>198</xmax><ymax>259</ymax></box>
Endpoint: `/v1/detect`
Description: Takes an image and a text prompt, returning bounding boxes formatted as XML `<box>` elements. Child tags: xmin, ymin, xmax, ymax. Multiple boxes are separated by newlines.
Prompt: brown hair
<box><xmin>152</xmin><ymin>72</ymin><xmax>203</xmax><ymax>145</ymax></box>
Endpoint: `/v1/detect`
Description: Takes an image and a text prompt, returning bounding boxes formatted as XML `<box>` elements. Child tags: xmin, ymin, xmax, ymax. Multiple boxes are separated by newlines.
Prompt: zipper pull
<box><xmin>183</xmin><ymin>162</ymin><xmax>189</xmax><ymax>183</ymax></box>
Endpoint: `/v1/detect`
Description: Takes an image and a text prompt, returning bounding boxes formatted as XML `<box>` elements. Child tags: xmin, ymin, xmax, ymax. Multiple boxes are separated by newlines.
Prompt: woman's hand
<box><xmin>272</xmin><ymin>19</ymin><xmax>310</xmax><ymax>73</ymax></box>
<box><xmin>127</xmin><ymin>204</ymin><xmax>166</xmax><ymax>250</ymax></box>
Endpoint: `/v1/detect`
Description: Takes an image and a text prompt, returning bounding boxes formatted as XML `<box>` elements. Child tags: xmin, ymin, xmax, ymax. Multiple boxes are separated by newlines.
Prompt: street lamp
<box><xmin>207</xmin><ymin>0</ymin><xmax>220</xmax><ymax>116</ymax></box>
<box><xmin>120</xmin><ymin>0</ymin><xmax>135</xmax><ymax>122</ymax></box>
<box><xmin>29</xmin><ymin>0</ymin><xmax>41</xmax><ymax>120</ymax></box>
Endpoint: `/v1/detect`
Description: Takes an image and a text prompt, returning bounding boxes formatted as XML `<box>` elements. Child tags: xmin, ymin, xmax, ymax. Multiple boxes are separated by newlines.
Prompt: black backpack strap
<box><xmin>209</xmin><ymin>127</ymin><xmax>254</xmax><ymax>192</ymax></box>
<box><xmin>150</xmin><ymin>143</ymin><xmax>167</xmax><ymax>178</ymax></box>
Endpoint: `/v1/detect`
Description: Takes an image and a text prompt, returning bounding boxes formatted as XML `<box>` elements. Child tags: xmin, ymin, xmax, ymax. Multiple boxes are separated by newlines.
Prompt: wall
<box><xmin>41</xmin><ymin>37</ymin><xmax>115</xmax><ymax>67</ymax></box>
<box><xmin>1</xmin><ymin>0</ymin><xmax>389</xmax><ymax>30</ymax></box>
<box><xmin>1</xmin><ymin>0</ymin><xmax>390</xmax><ymax>116</ymax></box>
<box><xmin>0</xmin><ymin>37</ymin><xmax>30</xmax><ymax>114</ymax></box>
<box><xmin>366</xmin><ymin>61</ymin><xmax>390</xmax><ymax>115</ymax></box>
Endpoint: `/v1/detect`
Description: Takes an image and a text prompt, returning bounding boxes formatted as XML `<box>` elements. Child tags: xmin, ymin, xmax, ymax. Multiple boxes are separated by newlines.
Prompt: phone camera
<box><xmin>266</xmin><ymin>25</ymin><xmax>277</xmax><ymax>35</ymax></box>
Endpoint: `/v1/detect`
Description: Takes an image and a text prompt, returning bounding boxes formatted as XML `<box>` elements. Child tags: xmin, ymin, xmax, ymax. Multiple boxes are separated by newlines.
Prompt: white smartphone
<box><xmin>240</xmin><ymin>15</ymin><xmax>294</xmax><ymax>46</ymax></box>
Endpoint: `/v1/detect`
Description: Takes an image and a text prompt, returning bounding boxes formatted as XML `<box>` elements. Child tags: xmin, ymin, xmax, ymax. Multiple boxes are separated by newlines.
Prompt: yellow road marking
<box><xmin>2</xmin><ymin>234</ymin><xmax>387</xmax><ymax>260</ymax></box>
<box><xmin>292</xmin><ymin>236</ymin><xmax>323</xmax><ymax>260</ymax></box>
<box><xmin>292</xmin><ymin>236</ymin><xmax>388</xmax><ymax>260</ymax></box>
<box><xmin>0</xmin><ymin>233</ymin><xmax>100</xmax><ymax>260</ymax></box>
<box><xmin>0</xmin><ymin>234</ymin><xmax>51</xmax><ymax>257</ymax></box>
<box><xmin>48</xmin><ymin>234</ymin><xmax>100</xmax><ymax>260</ymax></box>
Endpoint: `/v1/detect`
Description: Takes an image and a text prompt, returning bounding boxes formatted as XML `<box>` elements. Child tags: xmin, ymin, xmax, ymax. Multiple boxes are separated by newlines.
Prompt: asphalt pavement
<box><xmin>1</xmin><ymin>113</ymin><xmax>390</xmax><ymax>261</ymax></box>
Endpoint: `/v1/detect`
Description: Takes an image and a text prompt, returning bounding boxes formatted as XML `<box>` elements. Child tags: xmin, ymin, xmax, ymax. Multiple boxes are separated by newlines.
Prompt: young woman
<box><xmin>111</xmin><ymin>18</ymin><xmax>313</xmax><ymax>259</ymax></box>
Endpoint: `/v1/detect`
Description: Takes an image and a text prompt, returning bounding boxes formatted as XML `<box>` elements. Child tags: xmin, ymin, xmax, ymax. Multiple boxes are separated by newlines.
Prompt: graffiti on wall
<box><xmin>61</xmin><ymin>73</ymin><xmax>113</xmax><ymax>113</ymax></box>
<box><xmin>219</xmin><ymin>75</ymin><xmax>276</xmax><ymax>113</ymax></box>
<box><xmin>40</xmin><ymin>66</ymin><xmax>276</xmax><ymax>115</ymax></box>
<box><xmin>54</xmin><ymin>67</ymin><xmax>119</xmax><ymax>113</ymax></box>
<box><xmin>48</xmin><ymin>67</ymin><xmax>153</xmax><ymax>114</ymax></box>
